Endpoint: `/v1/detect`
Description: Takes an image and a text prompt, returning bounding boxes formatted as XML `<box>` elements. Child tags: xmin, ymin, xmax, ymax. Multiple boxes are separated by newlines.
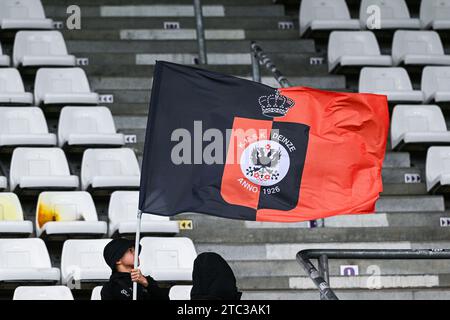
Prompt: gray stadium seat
<box><xmin>13</xmin><ymin>31</ymin><xmax>76</xmax><ymax>67</ymax></box>
<box><xmin>426</xmin><ymin>146</ymin><xmax>450</xmax><ymax>192</ymax></box>
<box><xmin>328</xmin><ymin>31</ymin><xmax>392</xmax><ymax>73</ymax></box>
<box><xmin>13</xmin><ymin>286</ymin><xmax>74</xmax><ymax>300</ymax></box>
<box><xmin>108</xmin><ymin>191</ymin><xmax>179</xmax><ymax>237</ymax></box>
<box><xmin>0</xmin><ymin>107</ymin><xmax>57</xmax><ymax>148</ymax></box>
<box><xmin>0</xmin><ymin>176</ymin><xmax>6</xmax><ymax>190</ymax></box>
<box><xmin>0</xmin><ymin>0</ymin><xmax>53</xmax><ymax>30</ymax></box>
<box><xmin>359</xmin><ymin>67</ymin><xmax>424</xmax><ymax>103</ymax></box>
<box><xmin>140</xmin><ymin>237</ymin><xmax>197</xmax><ymax>281</ymax></box>
<box><xmin>0</xmin><ymin>69</ymin><xmax>33</xmax><ymax>105</ymax></box>
<box><xmin>58</xmin><ymin>106</ymin><xmax>125</xmax><ymax>148</ymax></box>
<box><xmin>420</xmin><ymin>0</ymin><xmax>450</xmax><ymax>30</ymax></box>
<box><xmin>422</xmin><ymin>66</ymin><xmax>450</xmax><ymax>104</ymax></box>
<box><xmin>299</xmin><ymin>0</ymin><xmax>360</xmax><ymax>37</ymax></box>
<box><xmin>34</xmin><ymin>68</ymin><xmax>99</xmax><ymax>106</ymax></box>
<box><xmin>91</xmin><ymin>286</ymin><xmax>102</xmax><ymax>300</ymax></box>
<box><xmin>0</xmin><ymin>193</ymin><xmax>33</xmax><ymax>236</ymax></box>
<box><xmin>360</xmin><ymin>0</ymin><xmax>421</xmax><ymax>29</ymax></box>
<box><xmin>169</xmin><ymin>285</ymin><xmax>192</xmax><ymax>300</ymax></box>
<box><xmin>0</xmin><ymin>238</ymin><xmax>60</xmax><ymax>283</ymax></box>
<box><xmin>36</xmin><ymin>191</ymin><xmax>107</xmax><ymax>238</ymax></box>
<box><xmin>61</xmin><ymin>239</ymin><xmax>112</xmax><ymax>285</ymax></box>
<box><xmin>81</xmin><ymin>148</ymin><xmax>141</xmax><ymax>191</ymax></box>
<box><xmin>392</xmin><ymin>31</ymin><xmax>450</xmax><ymax>66</ymax></box>
<box><xmin>391</xmin><ymin>105</ymin><xmax>450</xmax><ymax>150</ymax></box>
<box><xmin>0</xmin><ymin>42</ymin><xmax>10</xmax><ymax>67</ymax></box>
<box><xmin>9</xmin><ymin>147</ymin><xmax>79</xmax><ymax>193</ymax></box>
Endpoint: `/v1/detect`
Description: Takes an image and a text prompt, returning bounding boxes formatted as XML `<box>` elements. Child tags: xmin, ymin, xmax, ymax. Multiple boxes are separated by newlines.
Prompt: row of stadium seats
<box><xmin>12</xmin><ymin>284</ymin><xmax>193</xmax><ymax>300</ymax></box>
<box><xmin>300</xmin><ymin>0</ymin><xmax>450</xmax><ymax>37</ymax></box>
<box><xmin>0</xmin><ymin>147</ymin><xmax>140</xmax><ymax>192</ymax></box>
<box><xmin>0</xmin><ymin>0</ymin><xmax>53</xmax><ymax>30</ymax></box>
<box><xmin>358</xmin><ymin>66</ymin><xmax>450</xmax><ymax>104</ymax></box>
<box><xmin>0</xmin><ymin>237</ymin><xmax>196</xmax><ymax>284</ymax></box>
<box><xmin>0</xmin><ymin>106</ymin><xmax>125</xmax><ymax>148</ymax></box>
<box><xmin>0</xmin><ymin>68</ymin><xmax>98</xmax><ymax>106</ymax></box>
<box><xmin>328</xmin><ymin>30</ymin><xmax>450</xmax><ymax>72</ymax></box>
<box><xmin>0</xmin><ymin>191</ymin><xmax>179</xmax><ymax>237</ymax></box>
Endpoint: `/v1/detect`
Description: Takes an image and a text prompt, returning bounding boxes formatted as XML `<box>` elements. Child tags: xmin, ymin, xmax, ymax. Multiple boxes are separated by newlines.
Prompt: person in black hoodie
<box><xmin>101</xmin><ymin>238</ymin><xmax>169</xmax><ymax>300</ymax></box>
<box><xmin>190</xmin><ymin>252</ymin><xmax>242</xmax><ymax>300</ymax></box>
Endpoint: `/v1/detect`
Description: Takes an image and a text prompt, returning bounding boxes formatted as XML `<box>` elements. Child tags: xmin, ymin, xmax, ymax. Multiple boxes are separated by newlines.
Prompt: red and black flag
<box><xmin>138</xmin><ymin>61</ymin><xmax>389</xmax><ymax>222</ymax></box>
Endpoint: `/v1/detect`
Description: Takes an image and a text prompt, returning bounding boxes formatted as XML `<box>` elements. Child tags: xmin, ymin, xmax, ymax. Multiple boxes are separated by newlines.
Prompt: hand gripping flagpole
<box><xmin>132</xmin><ymin>209</ymin><xmax>143</xmax><ymax>300</ymax></box>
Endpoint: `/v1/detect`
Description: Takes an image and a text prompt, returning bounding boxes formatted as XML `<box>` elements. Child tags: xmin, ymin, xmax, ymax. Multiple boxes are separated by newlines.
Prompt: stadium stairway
<box><xmin>0</xmin><ymin>0</ymin><xmax>444</xmax><ymax>300</ymax></box>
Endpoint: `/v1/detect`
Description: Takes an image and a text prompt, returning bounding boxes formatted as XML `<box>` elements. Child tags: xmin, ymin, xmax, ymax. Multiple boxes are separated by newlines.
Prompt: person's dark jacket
<box><xmin>101</xmin><ymin>271</ymin><xmax>169</xmax><ymax>300</ymax></box>
<box><xmin>190</xmin><ymin>252</ymin><xmax>242</xmax><ymax>300</ymax></box>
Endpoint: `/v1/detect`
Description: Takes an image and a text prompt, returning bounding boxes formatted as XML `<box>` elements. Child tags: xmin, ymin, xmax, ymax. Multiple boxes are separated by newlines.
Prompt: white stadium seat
<box><xmin>0</xmin><ymin>176</ymin><xmax>6</xmax><ymax>190</ymax></box>
<box><xmin>34</xmin><ymin>68</ymin><xmax>99</xmax><ymax>106</ymax></box>
<box><xmin>359</xmin><ymin>67</ymin><xmax>424</xmax><ymax>103</ymax></box>
<box><xmin>360</xmin><ymin>0</ymin><xmax>421</xmax><ymax>29</ymax></box>
<box><xmin>0</xmin><ymin>107</ymin><xmax>57</xmax><ymax>148</ymax></box>
<box><xmin>0</xmin><ymin>193</ymin><xmax>33</xmax><ymax>236</ymax></box>
<box><xmin>9</xmin><ymin>147</ymin><xmax>79</xmax><ymax>193</ymax></box>
<box><xmin>61</xmin><ymin>239</ymin><xmax>112</xmax><ymax>285</ymax></box>
<box><xmin>13</xmin><ymin>31</ymin><xmax>76</xmax><ymax>67</ymax></box>
<box><xmin>0</xmin><ymin>42</ymin><xmax>10</xmax><ymax>66</ymax></box>
<box><xmin>0</xmin><ymin>238</ymin><xmax>60</xmax><ymax>283</ymax></box>
<box><xmin>391</xmin><ymin>105</ymin><xmax>450</xmax><ymax>150</ymax></box>
<box><xmin>58</xmin><ymin>107</ymin><xmax>125</xmax><ymax>148</ymax></box>
<box><xmin>81</xmin><ymin>148</ymin><xmax>141</xmax><ymax>191</ymax></box>
<box><xmin>36</xmin><ymin>191</ymin><xmax>107</xmax><ymax>238</ymax></box>
<box><xmin>91</xmin><ymin>286</ymin><xmax>102</xmax><ymax>300</ymax></box>
<box><xmin>0</xmin><ymin>0</ymin><xmax>54</xmax><ymax>30</ymax></box>
<box><xmin>299</xmin><ymin>0</ymin><xmax>360</xmax><ymax>37</ymax></box>
<box><xmin>140</xmin><ymin>237</ymin><xmax>197</xmax><ymax>281</ymax></box>
<box><xmin>420</xmin><ymin>0</ymin><xmax>450</xmax><ymax>30</ymax></box>
<box><xmin>13</xmin><ymin>286</ymin><xmax>74</xmax><ymax>300</ymax></box>
<box><xmin>0</xmin><ymin>69</ymin><xmax>33</xmax><ymax>105</ymax></box>
<box><xmin>392</xmin><ymin>31</ymin><xmax>450</xmax><ymax>66</ymax></box>
<box><xmin>108</xmin><ymin>191</ymin><xmax>179</xmax><ymax>237</ymax></box>
<box><xmin>169</xmin><ymin>285</ymin><xmax>192</xmax><ymax>300</ymax></box>
<box><xmin>426</xmin><ymin>147</ymin><xmax>450</xmax><ymax>192</ymax></box>
<box><xmin>328</xmin><ymin>31</ymin><xmax>392</xmax><ymax>73</ymax></box>
<box><xmin>422</xmin><ymin>66</ymin><xmax>450</xmax><ymax>104</ymax></box>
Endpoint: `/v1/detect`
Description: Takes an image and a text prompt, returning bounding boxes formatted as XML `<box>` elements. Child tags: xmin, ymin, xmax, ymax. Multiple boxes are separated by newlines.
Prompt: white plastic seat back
<box><xmin>0</xmin><ymin>193</ymin><xmax>24</xmax><ymax>222</ymax></box>
<box><xmin>34</xmin><ymin>68</ymin><xmax>95</xmax><ymax>105</ymax></box>
<box><xmin>61</xmin><ymin>239</ymin><xmax>112</xmax><ymax>284</ymax></box>
<box><xmin>359</xmin><ymin>67</ymin><xmax>414</xmax><ymax>92</ymax></box>
<box><xmin>0</xmin><ymin>68</ymin><xmax>33</xmax><ymax>104</ymax></box>
<box><xmin>58</xmin><ymin>106</ymin><xmax>124</xmax><ymax>147</ymax></box>
<box><xmin>392</xmin><ymin>31</ymin><xmax>446</xmax><ymax>65</ymax></box>
<box><xmin>422</xmin><ymin>66</ymin><xmax>450</xmax><ymax>102</ymax></box>
<box><xmin>0</xmin><ymin>42</ymin><xmax>11</xmax><ymax>66</ymax></box>
<box><xmin>426</xmin><ymin>147</ymin><xmax>450</xmax><ymax>191</ymax></box>
<box><xmin>13</xmin><ymin>286</ymin><xmax>74</xmax><ymax>300</ymax></box>
<box><xmin>140</xmin><ymin>237</ymin><xmax>197</xmax><ymax>281</ymax></box>
<box><xmin>13</xmin><ymin>31</ymin><xmax>74</xmax><ymax>67</ymax></box>
<box><xmin>360</xmin><ymin>0</ymin><xmax>418</xmax><ymax>28</ymax></box>
<box><xmin>420</xmin><ymin>0</ymin><xmax>450</xmax><ymax>28</ymax></box>
<box><xmin>0</xmin><ymin>238</ymin><xmax>52</xmax><ymax>269</ymax></box>
<box><xmin>169</xmin><ymin>285</ymin><xmax>192</xmax><ymax>300</ymax></box>
<box><xmin>391</xmin><ymin>105</ymin><xmax>448</xmax><ymax>149</ymax></box>
<box><xmin>36</xmin><ymin>191</ymin><xmax>100</xmax><ymax>236</ymax></box>
<box><xmin>0</xmin><ymin>107</ymin><xmax>52</xmax><ymax>136</ymax></box>
<box><xmin>81</xmin><ymin>148</ymin><xmax>141</xmax><ymax>190</ymax></box>
<box><xmin>0</xmin><ymin>0</ymin><xmax>53</xmax><ymax>29</ymax></box>
<box><xmin>299</xmin><ymin>0</ymin><xmax>354</xmax><ymax>36</ymax></box>
<box><xmin>91</xmin><ymin>286</ymin><xmax>103</xmax><ymax>300</ymax></box>
<box><xmin>9</xmin><ymin>147</ymin><xmax>76</xmax><ymax>191</ymax></box>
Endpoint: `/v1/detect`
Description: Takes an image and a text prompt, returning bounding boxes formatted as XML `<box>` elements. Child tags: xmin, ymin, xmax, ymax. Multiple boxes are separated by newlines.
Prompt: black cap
<box><xmin>103</xmin><ymin>238</ymin><xmax>142</xmax><ymax>271</ymax></box>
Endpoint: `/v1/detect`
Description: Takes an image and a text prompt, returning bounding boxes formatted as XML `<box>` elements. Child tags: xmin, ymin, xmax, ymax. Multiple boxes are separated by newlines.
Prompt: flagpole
<box><xmin>133</xmin><ymin>209</ymin><xmax>142</xmax><ymax>301</ymax></box>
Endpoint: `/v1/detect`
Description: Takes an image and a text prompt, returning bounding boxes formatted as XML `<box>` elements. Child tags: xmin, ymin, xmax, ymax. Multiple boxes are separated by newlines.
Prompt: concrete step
<box><xmin>45</xmin><ymin>4</ymin><xmax>285</xmax><ymax>18</ymax></box>
<box><xmin>194</xmin><ymin>241</ymin><xmax>450</xmax><ymax>260</ymax></box>
<box><xmin>57</xmin><ymin>17</ymin><xmax>297</xmax><ymax>30</ymax></box>
<box><xmin>383</xmin><ymin>152</ymin><xmax>410</xmax><ymax>168</ymax></box>
<box><xmin>241</xmin><ymin>288</ymin><xmax>450</xmax><ymax>300</ymax></box>
<box><xmin>381</xmin><ymin>183</ymin><xmax>428</xmax><ymax>196</ymax></box>
<box><xmin>62</xmin><ymin>29</ymin><xmax>299</xmax><ymax>41</ymax></box>
<box><xmin>382</xmin><ymin>168</ymin><xmax>423</xmax><ymax>184</ymax></box>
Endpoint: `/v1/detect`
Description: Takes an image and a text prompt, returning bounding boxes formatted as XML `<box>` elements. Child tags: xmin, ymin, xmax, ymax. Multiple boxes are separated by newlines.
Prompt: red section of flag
<box><xmin>255</xmin><ymin>87</ymin><xmax>389</xmax><ymax>222</ymax></box>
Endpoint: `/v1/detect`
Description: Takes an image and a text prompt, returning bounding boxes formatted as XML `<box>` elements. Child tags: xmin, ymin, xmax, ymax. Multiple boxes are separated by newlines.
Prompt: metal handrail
<box><xmin>193</xmin><ymin>0</ymin><xmax>207</xmax><ymax>64</ymax></box>
<box><xmin>250</xmin><ymin>41</ymin><xmax>291</xmax><ymax>88</ymax></box>
<box><xmin>296</xmin><ymin>249</ymin><xmax>450</xmax><ymax>300</ymax></box>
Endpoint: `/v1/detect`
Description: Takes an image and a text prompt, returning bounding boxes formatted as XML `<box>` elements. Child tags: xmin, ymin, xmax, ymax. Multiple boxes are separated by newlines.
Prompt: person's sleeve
<box><xmin>102</xmin><ymin>282</ymin><xmax>132</xmax><ymax>300</ymax></box>
<box><xmin>144</xmin><ymin>276</ymin><xmax>170</xmax><ymax>300</ymax></box>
